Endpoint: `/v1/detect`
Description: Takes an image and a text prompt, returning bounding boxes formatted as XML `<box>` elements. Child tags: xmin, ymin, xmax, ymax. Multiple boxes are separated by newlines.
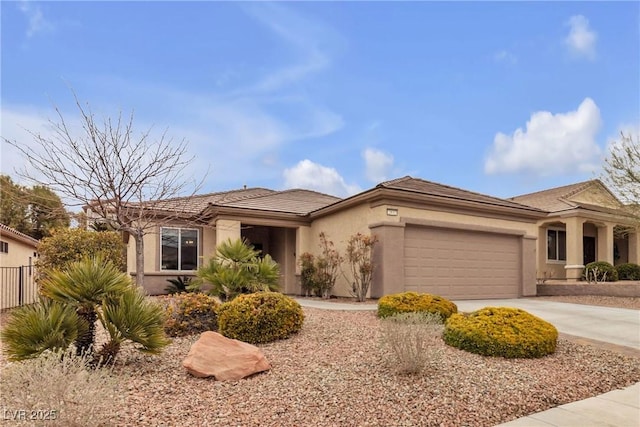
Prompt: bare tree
<box><xmin>602</xmin><ymin>132</ymin><xmax>640</xmax><ymax>220</ymax></box>
<box><xmin>4</xmin><ymin>95</ymin><xmax>203</xmax><ymax>286</ymax></box>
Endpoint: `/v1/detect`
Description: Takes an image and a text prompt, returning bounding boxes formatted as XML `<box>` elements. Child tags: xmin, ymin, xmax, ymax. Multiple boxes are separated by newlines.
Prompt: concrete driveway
<box><xmin>452</xmin><ymin>299</ymin><xmax>640</xmax><ymax>350</ymax></box>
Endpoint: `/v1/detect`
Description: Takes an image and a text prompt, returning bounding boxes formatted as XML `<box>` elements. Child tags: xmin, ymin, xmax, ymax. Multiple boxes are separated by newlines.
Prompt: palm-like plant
<box><xmin>1</xmin><ymin>298</ymin><xmax>88</xmax><ymax>361</ymax></box>
<box><xmin>39</xmin><ymin>255</ymin><xmax>131</xmax><ymax>355</ymax></box>
<box><xmin>3</xmin><ymin>256</ymin><xmax>169</xmax><ymax>365</ymax></box>
<box><xmin>96</xmin><ymin>287</ymin><xmax>171</xmax><ymax>364</ymax></box>
<box><xmin>193</xmin><ymin>238</ymin><xmax>280</xmax><ymax>301</ymax></box>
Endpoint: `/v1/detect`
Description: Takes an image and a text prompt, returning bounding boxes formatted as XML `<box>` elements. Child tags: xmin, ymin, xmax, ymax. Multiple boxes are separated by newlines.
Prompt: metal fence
<box><xmin>1</xmin><ymin>266</ymin><xmax>39</xmax><ymax>310</ymax></box>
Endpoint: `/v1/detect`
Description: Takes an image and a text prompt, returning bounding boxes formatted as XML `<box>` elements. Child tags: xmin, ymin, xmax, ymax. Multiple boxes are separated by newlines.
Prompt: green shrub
<box><xmin>584</xmin><ymin>261</ymin><xmax>618</xmax><ymax>282</ymax></box>
<box><xmin>379</xmin><ymin>311</ymin><xmax>444</xmax><ymax>375</ymax></box>
<box><xmin>616</xmin><ymin>263</ymin><xmax>640</xmax><ymax>281</ymax></box>
<box><xmin>377</xmin><ymin>291</ymin><xmax>457</xmax><ymax>321</ymax></box>
<box><xmin>217</xmin><ymin>292</ymin><xmax>304</xmax><ymax>344</ymax></box>
<box><xmin>443</xmin><ymin>307</ymin><xmax>558</xmax><ymax>358</ymax></box>
<box><xmin>162</xmin><ymin>293</ymin><xmax>221</xmax><ymax>337</ymax></box>
<box><xmin>36</xmin><ymin>228</ymin><xmax>126</xmax><ymax>280</ymax></box>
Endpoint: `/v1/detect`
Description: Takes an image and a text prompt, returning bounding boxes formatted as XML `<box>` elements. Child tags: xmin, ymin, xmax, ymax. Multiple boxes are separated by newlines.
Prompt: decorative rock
<box><xmin>182</xmin><ymin>331</ymin><xmax>271</xmax><ymax>380</ymax></box>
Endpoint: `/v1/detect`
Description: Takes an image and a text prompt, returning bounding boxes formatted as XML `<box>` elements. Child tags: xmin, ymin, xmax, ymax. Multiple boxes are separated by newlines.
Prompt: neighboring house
<box><xmin>511</xmin><ymin>179</ymin><xmax>640</xmax><ymax>281</ymax></box>
<box><xmin>125</xmin><ymin>177</ymin><xmax>550</xmax><ymax>299</ymax></box>
<box><xmin>0</xmin><ymin>223</ymin><xmax>39</xmax><ymax>309</ymax></box>
<box><xmin>0</xmin><ymin>223</ymin><xmax>39</xmax><ymax>269</ymax></box>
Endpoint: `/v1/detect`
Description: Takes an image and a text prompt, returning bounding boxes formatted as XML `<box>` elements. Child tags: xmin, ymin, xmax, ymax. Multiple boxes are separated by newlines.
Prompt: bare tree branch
<box><xmin>3</xmin><ymin>93</ymin><xmax>207</xmax><ymax>286</ymax></box>
<box><xmin>602</xmin><ymin>132</ymin><xmax>640</xmax><ymax>220</ymax></box>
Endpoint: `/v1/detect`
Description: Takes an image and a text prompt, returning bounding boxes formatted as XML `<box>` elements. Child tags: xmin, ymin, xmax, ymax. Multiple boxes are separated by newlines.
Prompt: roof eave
<box><xmin>311</xmin><ymin>187</ymin><xmax>548</xmax><ymax>220</ymax></box>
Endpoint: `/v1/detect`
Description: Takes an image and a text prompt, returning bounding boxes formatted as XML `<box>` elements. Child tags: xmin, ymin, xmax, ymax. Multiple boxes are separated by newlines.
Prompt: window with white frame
<box><xmin>547</xmin><ymin>228</ymin><xmax>566</xmax><ymax>262</ymax></box>
<box><xmin>161</xmin><ymin>227</ymin><xmax>198</xmax><ymax>270</ymax></box>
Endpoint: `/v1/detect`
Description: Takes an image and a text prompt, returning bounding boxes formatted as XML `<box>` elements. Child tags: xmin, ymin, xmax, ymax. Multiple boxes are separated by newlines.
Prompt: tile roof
<box><xmin>510</xmin><ymin>180</ymin><xmax>603</xmax><ymax>212</ymax></box>
<box><xmin>377</xmin><ymin>176</ymin><xmax>544</xmax><ymax>212</ymax></box>
<box><xmin>153</xmin><ymin>188</ymin><xmax>276</xmax><ymax>214</ymax></box>
<box><xmin>220</xmin><ymin>189</ymin><xmax>341</xmax><ymax>215</ymax></box>
<box><xmin>0</xmin><ymin>223</ymin><xmax>40</xmax><ymax>247</ymax></box>
<box><xmin>153</xmin><ymin>187</ymin><xmax>340</xmax><ymax>216</ymax></box>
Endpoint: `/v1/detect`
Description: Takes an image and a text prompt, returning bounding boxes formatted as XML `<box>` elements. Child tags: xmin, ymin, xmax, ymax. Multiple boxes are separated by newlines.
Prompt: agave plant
<box><xmin>192</xmin><ymin>238</ymin><xmax>280</xmax><ymax>301</ymax></box>
<box><xmin>1</xmin><ymin>297</ymin><xmax>88</xmax><ymax>361</ymax></box>
<box><xmin>39</xmin><ymin>255</ymin><xmax>131</xmax><ymax>356</ymax></box>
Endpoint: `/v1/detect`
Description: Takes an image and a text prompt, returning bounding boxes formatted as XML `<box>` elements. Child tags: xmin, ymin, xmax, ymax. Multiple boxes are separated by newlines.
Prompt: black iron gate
<box><xmin>1</xmin><ymin>265</ymin><xmax>38</xmax><ymax>310</ymax></box>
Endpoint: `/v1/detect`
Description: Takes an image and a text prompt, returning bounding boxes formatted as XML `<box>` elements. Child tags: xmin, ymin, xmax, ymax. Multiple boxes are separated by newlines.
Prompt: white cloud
<box><xmin>18</xmin><ymin>0</ymin><xmax>54</xmax><ymax>38</ymax></box>
<box><xmin>242</xmin><ymin>3</ymin><xmax>343</xmax><ymax>93</ymax></box>
<box><xmin>484</xmin><ymin>98</ymin><xmax>603</xmax><ymax>176</ymax></box>
<box><xmin>283</xmin><ymin>159</ymin><xmax>361</xmax><ymax>197</ymax></box>
<box><xmin>0</xmin><ymin>105</ymin><xmax>53</xmax><ymax>180</ymax></box>
<box><xmin>494</xmin><ymin>50</ymin><xmax>517</xmax><ymax>65</ymax></box>
<box><xmin>363</xmin><ymin>148</ymin><xmax>394</xmax><ymax>183</ymax></box>
<box><xmin>564</xmin><ymin>15</ymin><xmax>597</xmax><ymax>60</ymax></box>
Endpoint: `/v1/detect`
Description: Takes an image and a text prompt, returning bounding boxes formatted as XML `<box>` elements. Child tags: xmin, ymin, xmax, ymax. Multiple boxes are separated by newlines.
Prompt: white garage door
<box><xmin>404</xmin><ymin>226</ymin><xmax>521</xmax><ymax>299</ymax></box>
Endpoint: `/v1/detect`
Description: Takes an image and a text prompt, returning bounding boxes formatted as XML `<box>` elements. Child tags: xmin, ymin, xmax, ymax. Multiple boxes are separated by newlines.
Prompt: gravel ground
<box><xmin>1</xmin><ymin>296</ymin><xmax>639</xmax><ymax>427</ymax></box>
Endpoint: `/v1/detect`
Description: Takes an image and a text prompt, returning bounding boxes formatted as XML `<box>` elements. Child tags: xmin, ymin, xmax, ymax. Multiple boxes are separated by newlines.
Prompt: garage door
<box><xmin>404</xmin><ymin>226</ymin><xmax>521</xmax><ymax>299</ymax></box>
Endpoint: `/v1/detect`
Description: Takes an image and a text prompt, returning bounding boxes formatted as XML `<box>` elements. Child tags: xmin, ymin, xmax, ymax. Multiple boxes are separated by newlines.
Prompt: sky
<box><xmin>1</xmin><ymin>1</ymin><xmax>639</xmax><ymax>202</ymax></box>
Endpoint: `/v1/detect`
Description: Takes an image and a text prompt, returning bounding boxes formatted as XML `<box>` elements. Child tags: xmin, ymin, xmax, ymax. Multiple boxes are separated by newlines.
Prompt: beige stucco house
<box><xmin>511</xmin><ymin>179</ymin><xmax>640</xmax><ymax>281</ymax></box>
<box><xmin>0</xmin><ymin>223</ymin><xmax>39</xmax><ymax>309</ymax></box>
<box><xmin>0</xmin><ymin>223</ymin><xmax>39</xmax><ymax>269</ymax></box>
<box><xmin>122</xmin><ymin>177</ymin><xmax>638</xmax><ymax>300</ymax></box>
<box><xmin>124</xmin><ymin>177</ymin><xmax>543</xmax><ymax>299</ymax></box>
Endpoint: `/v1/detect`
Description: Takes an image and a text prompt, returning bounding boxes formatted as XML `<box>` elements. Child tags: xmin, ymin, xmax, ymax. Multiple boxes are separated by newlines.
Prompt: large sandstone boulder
<box><xmin>182</xmin><ymin>331</ymin><xmax>271</xmax><ymax>381</ymax></box>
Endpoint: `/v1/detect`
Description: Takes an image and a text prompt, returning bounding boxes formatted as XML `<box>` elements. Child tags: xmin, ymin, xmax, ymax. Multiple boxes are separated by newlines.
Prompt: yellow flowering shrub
<box><xmin>217</xmin><ymin>292</ymin><xmax>304</xmax><ymax>344</ymax></box>
<box><xmin>443</xmin><ymin>307</ymin><xmax>558</xmax><ymax>358</ymax></box>
<box><xmin>162</xmin><ymin>293</ymin><xmax>220</xmax><ymax>337</ymax></box>
<box><xmin>377</xmin><ymin>291</ymin><xmax>457</xmax><ymax>321</ymax></box>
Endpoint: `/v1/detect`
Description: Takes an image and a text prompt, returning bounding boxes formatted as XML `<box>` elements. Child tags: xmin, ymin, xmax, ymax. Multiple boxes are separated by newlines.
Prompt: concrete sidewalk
<box><xmin>496</xmin><ymin>382</ymin><xmax>640</xmax><ymax>427</ymax></box>
<box><xmin>295</xmin><ymin>297</ymin><xmax>640</xmax><ymax>427</ymax></box>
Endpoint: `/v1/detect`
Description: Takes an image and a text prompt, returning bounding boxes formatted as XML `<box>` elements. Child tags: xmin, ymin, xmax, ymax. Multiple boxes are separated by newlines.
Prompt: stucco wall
<box><xmin>0</xmin><ymin>235</ymin><xmax>37</xmax><ymax>268</ymax></box>
<box><xmin>308</xmin><ymin>204</ymin><xmax>380</xmax><ymax>296</ymax></box>
<box><xmin>569</xmin><ymin>186</ymin><xmax>621</xmax><ymax>209</ymax></box>
<box><xmin>309</xmin><ymin>203</ymin><xmax>538</xmax><ymax>298</ymax></box>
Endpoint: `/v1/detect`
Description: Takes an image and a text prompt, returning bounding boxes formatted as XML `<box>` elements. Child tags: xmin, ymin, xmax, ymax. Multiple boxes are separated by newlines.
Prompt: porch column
<box><xmin>215</xmin><ymin>219</ymin><xmax>241</xmax><ymax>246</ymax></box>
<box><xmin>295</xmin><ymin>226</ymin><xmax>312</xmax><ymax>275</ymax></box>
<box><xmin>596</xmin><ymin>223</ymin><xmax>614</xmax><ymax>264</ymax></box>
<box><xmin>369</xmin><ymin>222</ymin><xmax>405</xmax><ymax>298</ymax></box>
<box><xmin>564</xmin><ymin>217</ymin><xmax>585</xmax><ymax>280</ymax></box>
<box><xmin>628</xmin><ymin>229</ymin><xmax>640</xmax><ymax>264</ymax></box>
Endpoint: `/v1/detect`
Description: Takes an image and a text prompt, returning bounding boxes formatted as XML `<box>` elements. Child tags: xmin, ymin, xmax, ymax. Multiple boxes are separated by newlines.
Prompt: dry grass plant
<box><xmin>379</xmin><ymin>311</ymin><xmax>444</xmax><ymax>374</ymax></box>
<box><xmin>0</xmin><ymin>347</ymin><xmax>124</xmax><ymax>426</ymax></box>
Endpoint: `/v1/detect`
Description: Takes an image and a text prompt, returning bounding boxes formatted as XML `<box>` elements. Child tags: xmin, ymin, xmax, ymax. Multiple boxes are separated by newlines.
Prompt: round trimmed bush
<box><xmin>616</xmin><ymin>263</ymin><xmax>640</xmax><ymax>281</ymax></box>
<box><xmin>443</xmin><ymin>307</ymin><xmax>558</xmax><ymax>358</ymax></box>
<box><xmin>217</xmin><ymin>292</ymin><xmax>304</xmax><ymax>344</ymax></box>
<box><xmin>162</xmin><ymin>293</ymin><xmax>220</xmax><ymax>337</ymax></box>
<box><xmin>584</xmin><ymin>261</ymin><xmax>618</xmax><ymax>282</ymax></box>
<box><xmin>377</xmin><ymin>291</ymin><xmax>457</xmax><ymax>321</ymax></box>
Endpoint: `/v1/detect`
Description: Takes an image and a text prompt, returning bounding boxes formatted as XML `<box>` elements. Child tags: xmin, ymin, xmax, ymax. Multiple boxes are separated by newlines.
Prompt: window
<box><xmin>161</xmin><ymin>228</ymin><xmax>198</xmax><ymax>270</ymax></box>
<box><xmin>547</xmin><ymin>229</ymin><xmax>566</xmax><ymax>262</ymax></box>
<box><xmin>0</xmin><ymin>241</ymin><xmax>8</xmax><ymax>253</ymax></box>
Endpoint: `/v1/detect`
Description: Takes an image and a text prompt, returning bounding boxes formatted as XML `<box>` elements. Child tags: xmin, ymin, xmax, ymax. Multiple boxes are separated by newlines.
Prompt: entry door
<box><xmin>583</xmin><ymin>236</ymin><xmax>596</xmax><ymax>264</ymax></box>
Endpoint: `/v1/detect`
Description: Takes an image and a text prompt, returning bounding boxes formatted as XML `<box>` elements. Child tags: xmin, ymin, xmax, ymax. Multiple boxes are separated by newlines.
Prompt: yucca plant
<box><xmin>39</xmin><ymin>255</ymin><xmax>131</xmax><ymax>355</ymax></box>
<box><xmin>1</xmin><ymin>298</ymin><xmax>88</xmax><ymax>361</ymax></box>
<box><xmin>192</xmin><ymin>238</ymin><xmax>280</xmax><ymax>301</ymax></box>
<box><xmin>165</xmin><ymin>275</ymin><xmax>192</xmax><ymax>294</ymax></box>
<box><xmin>96</xmin><ymin>287</ymin><xmax>171</xmax><ymax>364</ymax></box>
